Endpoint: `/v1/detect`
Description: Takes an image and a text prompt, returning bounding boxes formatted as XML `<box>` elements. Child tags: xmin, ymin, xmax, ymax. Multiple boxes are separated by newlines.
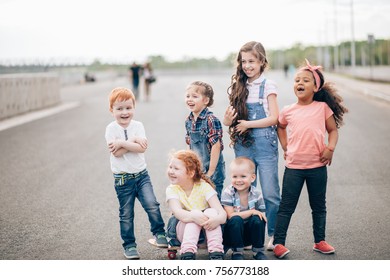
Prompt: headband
<box><xmin>300</xmin><ymin>58</ymin><xmax>322</xmax><ymax>91</ymax></box>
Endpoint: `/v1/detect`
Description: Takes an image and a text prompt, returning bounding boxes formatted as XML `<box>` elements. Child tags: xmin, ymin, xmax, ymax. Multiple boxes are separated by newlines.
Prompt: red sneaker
<box><xmin>273</xmin><ymin>244</ymin><xmax>290</xmax><ymax>259</ymax></box>
<box><xmin>313</xmin><ymin>241</ymin><xmax>335</xmax><ymax>254</ymax></box>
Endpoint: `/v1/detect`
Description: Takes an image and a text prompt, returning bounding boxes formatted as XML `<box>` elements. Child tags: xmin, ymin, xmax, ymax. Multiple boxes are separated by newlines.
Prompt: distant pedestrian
<box><xmin>273</xmin><ymin>59</ymin><xmax>348</xmax><ymax>259</ymax></box>
<box><xmin>143</xmin><ymin>62</ymin><xmax>156</xmax><ymax>102</ymax></box>
<box><xmin>129</xmin><ymin>62</ymin><xmax>142</xmax><ymax>100</ymax></box>
<box><xmin>283</xmin><ymin>64</ymin><xmax>289</xmax><ymax>78</ymax></box>
<box><xmin>223</xmin><ymin>41</ymin><xmax>281</xmax><ymax>251</ymax></box>
<box><xmin>166</xmin><ymin>150</ymin><xmax>226</xmax><ymax>260</ymax></box>
<box><xmin>105</xmin><ymin>87</ymin><xmax>168</xmax><ymax>260</ymax></box>
<box><xmin>221</xmin><ymin>157</ymin><xmax>268</xmax><ymax>260</ymax></box>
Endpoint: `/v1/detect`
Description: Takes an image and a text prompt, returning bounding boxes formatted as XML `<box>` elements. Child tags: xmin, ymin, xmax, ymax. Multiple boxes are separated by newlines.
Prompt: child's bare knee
<box><xmin>204</xmin><ymin>208</ymin><xmax>218</xmax><ymax>217</ymax></box>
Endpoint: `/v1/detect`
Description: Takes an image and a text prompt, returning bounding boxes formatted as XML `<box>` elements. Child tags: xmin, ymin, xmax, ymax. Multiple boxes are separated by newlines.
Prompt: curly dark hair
<box><xmin>307</xmin><ymin>69</ymin><xmax>349</xmax><ymax>128</ymax></box>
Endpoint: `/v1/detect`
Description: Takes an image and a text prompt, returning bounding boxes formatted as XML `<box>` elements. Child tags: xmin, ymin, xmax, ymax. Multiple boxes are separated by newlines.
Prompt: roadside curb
<box><xmin>0</xmin><ymin>101</ymin><xmax>80</xmax><ymax>132</ymax></box>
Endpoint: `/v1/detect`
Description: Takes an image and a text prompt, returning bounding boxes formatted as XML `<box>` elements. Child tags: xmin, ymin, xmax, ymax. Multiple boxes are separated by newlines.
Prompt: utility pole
<box><xmin>334</xmin><ymin>0</ymin><xmax>339</xmax><ymax>71</ymax></box>
<box><xmin>350</xmin><ymin>0</ymin><xmax>356</xmax><ymax>68</ymax></box>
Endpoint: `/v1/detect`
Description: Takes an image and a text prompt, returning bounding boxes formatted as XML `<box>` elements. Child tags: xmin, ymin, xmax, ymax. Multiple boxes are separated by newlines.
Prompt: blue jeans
<box><xmin>273</xmin><ymin>166</ymin><xmax>327</xmax><ymax>245</ymax></box>
<box><xmin>223</xmin><ymin>215</ymin><xmax>266</xmax><ymax>252</ymax></box>
<box><xmin>234</xmin><ymin>127</ymin><xmax>280</xmax><ymax>237</ymax></box>
<box><xmin>114</xmin><ymin>170</ymin><xmax>165</xmax><ymax>249</ymax></box>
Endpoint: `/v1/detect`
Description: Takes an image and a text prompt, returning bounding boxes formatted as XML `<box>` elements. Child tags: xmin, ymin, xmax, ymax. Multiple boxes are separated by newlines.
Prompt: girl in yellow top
<box><xmin>166</xmin><ymin>150</ymin><xmax>226</xmax><ymax>260</ymax></box>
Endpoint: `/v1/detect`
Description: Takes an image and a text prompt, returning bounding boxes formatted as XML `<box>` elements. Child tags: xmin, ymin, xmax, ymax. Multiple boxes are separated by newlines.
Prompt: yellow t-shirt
<box><xmin>166</xmin><ymin>180</ymin><xmax>217</xmax><ymax>211</ymax></box>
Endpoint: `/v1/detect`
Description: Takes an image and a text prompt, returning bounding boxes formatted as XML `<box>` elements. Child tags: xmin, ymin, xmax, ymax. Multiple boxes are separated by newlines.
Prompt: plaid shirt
<box><xmin>221</xmin><ymin>185</ymin><xmax>266</xmax><ymax>212</ymax></box>
<box><xmin>185</xmin><ymin>108</ymin><xmax>224</xmax><ymax>152</ymax></box>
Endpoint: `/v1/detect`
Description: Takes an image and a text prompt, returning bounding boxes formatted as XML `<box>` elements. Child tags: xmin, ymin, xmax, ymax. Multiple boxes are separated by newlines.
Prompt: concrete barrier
<box><xmin>0</xmin><ymin>73</ymin><xmax>60</xmax><ymax>120</ymax></box>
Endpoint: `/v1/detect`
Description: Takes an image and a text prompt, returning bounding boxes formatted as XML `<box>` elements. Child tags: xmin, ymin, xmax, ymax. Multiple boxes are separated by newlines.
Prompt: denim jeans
<box><xmin>233</xmin><ymin>81</ymin><xmax>281</xmax><ymax>237</ymax></box>
<box><xmin>167</xmin><ymin>215</ymin><xmax>179</xmax><ymax>240</ymax></box>
<box><xmin>234</xmin><ymin>124</ymin><xmax>280</xmax><ymax>236</ymax></box>
<box><xmin>273</xmin><ymin>166</ymin><xmax>327</xmax><ymax>245</ymax></box>
<box><xmin>114</xmin><ymin>170</ymin><xmax>165</xmax><ymax>249</ymax></box>
<box><xmin>223</xmin><ymin>215</ymin><xmax>266</xmax><ymax>252</ymax></box>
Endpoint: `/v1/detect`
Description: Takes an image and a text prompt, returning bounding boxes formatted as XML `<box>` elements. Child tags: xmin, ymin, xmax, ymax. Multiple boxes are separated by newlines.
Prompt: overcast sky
<box><xmin>0</xmin><ymin>0</ymin><xmax>389</xmax><ymax>64</ymax></box>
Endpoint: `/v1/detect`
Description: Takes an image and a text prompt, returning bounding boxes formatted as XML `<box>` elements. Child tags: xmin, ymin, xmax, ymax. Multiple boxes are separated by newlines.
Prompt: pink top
<box><xmin>279</xmin><ymin>101</ymin><xmax>334</xmax><ymax>169</ymax></box>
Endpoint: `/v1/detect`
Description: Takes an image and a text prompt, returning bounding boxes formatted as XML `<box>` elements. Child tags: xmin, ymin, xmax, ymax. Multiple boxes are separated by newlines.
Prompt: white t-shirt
<box><xmin>105</xmin><ymin>120</ymin><xmax>147</xmax><ymax>174</ymax></box>
<box><xmin>246</xmin><ymin>74</ymin><xmax>278</xmax><ymax>117</ymax></box>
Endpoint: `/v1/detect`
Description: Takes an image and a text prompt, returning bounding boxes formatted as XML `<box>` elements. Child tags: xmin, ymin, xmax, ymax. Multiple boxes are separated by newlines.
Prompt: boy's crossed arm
<box><xmin>108</xmin><ymin>137</ymin><xmax>148</xmax><ymax>157</ymax></box>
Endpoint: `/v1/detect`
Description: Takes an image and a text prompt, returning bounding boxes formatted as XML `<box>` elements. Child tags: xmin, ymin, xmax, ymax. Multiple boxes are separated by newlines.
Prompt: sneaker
<box><xmin>168</xmin><ymin>238</ymin><xmax>181</xmax><ymax>249</ymax></box>
<box><xmin>180</xmin><ymin>252</ymin><xmax>196</xmax><ymax>260</ymax></box>
<box><xmin>154</xmin><ymin>233</ymin><xmax>168</xmax><ymax>248</ymax></box>
<box><xmin>267</xmin><ymin>236</ymin><xmax>275</xmax><ymax>251</ymax></box>
<box><xmin>209</xmin><ymin>251</ymin><xmax>224</xmax><ymax>260</ymax></box>
<box><xmin>243</xmin><ymin>245</ymin><xmax>252</xmax><ymax>250</ymax></box>
<box><xmin>253</xmin><ymin>251</ymin><xmax>268</xmax><ymax>260</ymax></box>
<box><xmin>273</xmin><ymin>244</ymin><xmax>290</xmax><ymax>259</ymax></box>
<box><xmin>313</xmin><ymin>241</ymin><xmax>335</xmax><ymax>254</ymax></box>
<box><xmin>231</xmin><ymin>252</ymin><xmax>244</xmax><ymax>260</ymax></box>
<box><xmin>124</xmin><ymin>247</ymin><xmax>140</xmax><ymax>259</ymax></box>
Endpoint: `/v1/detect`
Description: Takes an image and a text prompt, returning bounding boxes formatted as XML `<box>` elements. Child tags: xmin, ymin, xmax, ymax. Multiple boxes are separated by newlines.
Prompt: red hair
<box><xmin>108</xmin><ymin>87</ymin><xmax>135</xmax><ymax>112</ymax></box>
<box><xmin>173</xmin><ymin>150</ymin><xmax>215</xmax><ymax>189</ymax></box>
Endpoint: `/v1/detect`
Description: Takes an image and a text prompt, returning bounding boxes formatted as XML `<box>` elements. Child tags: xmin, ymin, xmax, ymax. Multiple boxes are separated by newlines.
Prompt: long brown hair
<box><xmin>227</xmin><ymin>41</ymin><xmax>268</xmax><ymax>146</ymax></box>
<box><xmin>173</xmin><ymin>150</ymin><xmax>215</xmax><ymax>188</ymax></box>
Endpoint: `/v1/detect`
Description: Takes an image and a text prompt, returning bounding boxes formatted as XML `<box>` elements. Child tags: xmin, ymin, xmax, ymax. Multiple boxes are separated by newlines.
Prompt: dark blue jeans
<box><xmin>223</xmin><ymin>215</ymin><xmax>266</xmax><ymax>252</ymax></box>
<box><xmin>274</xmin><ymin>166</ymin><xmax>327</xmax><ymax>245</ymax></box>
<box><xmin>114</xmin><ymin>170</ymin><xmax>165</xmax><ymax>249</ymax></box>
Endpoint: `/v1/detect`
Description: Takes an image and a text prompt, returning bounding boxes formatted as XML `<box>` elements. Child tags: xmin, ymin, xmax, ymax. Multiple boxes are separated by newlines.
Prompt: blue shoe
<box><xmin>154</xmin><ymin>233</ymin><xmax>168</xmax><ymax>248</ymax></box>
<box><xmin>231</xmin><ymin>252</ymin><xmax>244</xmax><ymax>260</ymax></box>
<box><xmin>124</xmin><ymin>247</ymin><xmax>140</xmax><ymax>259</ymax></box>
<box><xmin>253</xmin><ymin>251</ymin><xmax>268</xmax><ymax>260</ymax></box>
<box><xmin>168</xmin><ymin>238</ymin><xmax>181</xmax><ymax>248</ymax></box>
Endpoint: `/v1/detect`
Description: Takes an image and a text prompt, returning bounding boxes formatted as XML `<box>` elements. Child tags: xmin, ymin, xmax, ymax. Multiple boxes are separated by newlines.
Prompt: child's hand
<box><xmin>190</xmin><ymin>210</ymin><xmax>208</xmax><ymax>225</ymax></box>
<box><xmin>235</xmin><ymin>120</ymin><xmax>249</xmax><ymax>134</ymax></box>
<box><xmin>108</xmin><ymin>139</ymin><xmax>123</xmax><ymax>154</ymax></box>
<box><xmin>320</xmin><ymin>148</ymin><xmax>334</xmax><ymax>166</ymax></box>
<box><xmin>201</xmin><ymin>215</ymin><xmax>220</xmax><ymax>231</ymax></box>
<box><xmin>224</xmin><ymin>106</ymin><xmax>237</xmax><ymax>125</ymax></box>
<box><xmin>253</xmin><ymin>210</ymin><xmax>267</xmax><ymax>222</ymax></box>
<box><xmin>134</xmin><ymin>137</ymin><xmax>148</xmax><ymax>149</ymax></box>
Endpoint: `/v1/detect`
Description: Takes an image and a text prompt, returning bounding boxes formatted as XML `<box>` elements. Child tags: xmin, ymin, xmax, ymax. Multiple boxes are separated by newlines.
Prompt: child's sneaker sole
<box><xmin>313</xmin><ymin>241</ymin><xmax>335</xmax><ymax>254</ymax></box>
<box><xmin>274</xmin><ymin>244</ymin><xmax>290</xmax><ymax>259</ymax></box>
<box><xmin>313</xmin><ymin>247</ymin><xmax>335</xmax><ymax>254</ymax></box>
<box><xmin>124</xmin><ymin>253</ymin><xmax>140</xmax><ymax>259</ymax></box>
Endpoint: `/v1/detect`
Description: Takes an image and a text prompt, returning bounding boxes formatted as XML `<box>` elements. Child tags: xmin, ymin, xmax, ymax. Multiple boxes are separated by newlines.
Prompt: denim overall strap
<box><xmin>258</xmin><ymin>79</ymin><xmax>266</xmax><ymax>105</ymax></box>
<box><xmin>187</xmin><ymin>118</ymin><xmax>210</xmax><ymax>168</ymax></box>
<box><xmin>246</xmin><ymin>79</ymin><xmax>267</xmax><ymax>124</ymax></box>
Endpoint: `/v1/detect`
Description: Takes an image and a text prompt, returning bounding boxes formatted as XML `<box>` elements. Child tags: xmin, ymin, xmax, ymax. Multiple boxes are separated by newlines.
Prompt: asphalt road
<box><xmin>0</xmin><ymin>69</ymin><xmax>389</xmax><ymax>260</ymax></box>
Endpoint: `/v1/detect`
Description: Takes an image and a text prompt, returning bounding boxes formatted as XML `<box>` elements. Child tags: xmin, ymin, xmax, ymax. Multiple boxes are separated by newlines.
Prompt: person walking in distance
<box><xmin>129</xmin><ymin>62</ymin><xmax>142</xmax><ymax>100</ymax></box>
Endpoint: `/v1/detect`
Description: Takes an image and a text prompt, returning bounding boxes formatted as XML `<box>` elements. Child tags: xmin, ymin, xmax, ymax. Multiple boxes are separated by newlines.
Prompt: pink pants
<box><xmin>176</xmin><ymin>208</ymin><xmax>223</xmax><ymax>254</ymax></box>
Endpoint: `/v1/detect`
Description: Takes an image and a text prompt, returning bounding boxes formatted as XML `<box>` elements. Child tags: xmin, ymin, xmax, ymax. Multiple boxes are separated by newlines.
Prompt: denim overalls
<box><xmin>186</xmin><ymin>112</ymin><xmax>226</xmax><ymax>199</ymax></box>
<box><xmin>234</xmin><ymin>79</ymin><xmax>281</xmax><ymax>237</ymax></box>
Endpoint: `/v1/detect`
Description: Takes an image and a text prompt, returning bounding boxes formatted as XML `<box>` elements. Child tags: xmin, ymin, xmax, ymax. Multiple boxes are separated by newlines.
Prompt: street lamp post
<box><xmin>334</xmin><ymin>0</ymin><xmax>339</xmax><ymax>71</ymax></box>
<box><xmin>350</xmin><ymin>0</ymin><xmax>356</xmax><ymax>69</ymax></box>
